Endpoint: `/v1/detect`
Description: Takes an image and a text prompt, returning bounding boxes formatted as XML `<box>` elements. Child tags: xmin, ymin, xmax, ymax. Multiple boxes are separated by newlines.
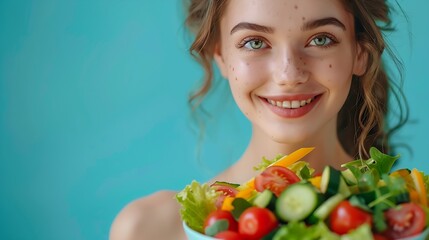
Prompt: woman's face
<box><xmin>214</xmin><ymin>0</ymin><xmax>367</xmax><ymax>144</ymax></box>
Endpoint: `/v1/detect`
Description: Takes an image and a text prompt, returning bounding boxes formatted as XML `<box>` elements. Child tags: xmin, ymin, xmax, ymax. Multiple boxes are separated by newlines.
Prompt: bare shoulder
<box><xmin>109</xmin><ymin>190</ymin><xmax>186</xmax><ymax>240</ymax></box>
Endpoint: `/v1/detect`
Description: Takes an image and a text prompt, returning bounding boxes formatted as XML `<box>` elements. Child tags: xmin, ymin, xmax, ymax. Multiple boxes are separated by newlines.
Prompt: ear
<box><xmin>353</xmin><ymin>43</ymin><xmax>368</xmax><ymax>76</ymax></box>
<box><xmin>213</xmin><ymin>44</ymin><xmax>229</xmax><ymax>79</ymax></box>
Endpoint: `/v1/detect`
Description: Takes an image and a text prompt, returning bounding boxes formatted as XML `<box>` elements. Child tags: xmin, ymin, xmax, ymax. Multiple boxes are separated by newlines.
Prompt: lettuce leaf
<box><xmin>421</xmin><ymin>171</ymin><xmax>429</xmax><ymax>205</ymax></box>
<box><xmin>288</xmin><ymin>161</ymin><xmax>315</xmax><ymax>180</ymax></box>
<box><xmin>253</xmin><ymin>154</ymin><xmax>284</xmax><ymax>171</ymax></box>
<box><xmin>272</xmin><ymin>221</ymin><xmax>373</xmax><ymax>240</ymax></box>
<box><xmin>273</xmin><ymin>221</ymin><xmax>341</xmax><ymax>240</ymax></box>
<box><xmin>341</xmin><ymin>147</ymin><xmax>400</xmax><ymax>192</ymax></box>
<box><xmin>175</xmin><ymin>181</ymin><xmax>219</xmax><ymax>233</ymax></box>
<box><xmin>421</xmin><ymin>172</ymin><xmax>429</xmax><ymax>228</ymax></box>
<box><xmin>273</xmin><ymin>221</ymin><xmax>324</xmax><ymax>240</ymax></box>
<box><xmin>340</xmin><ymin>224</ymin><xmax>373</xmax><ymax>240</ymax></box>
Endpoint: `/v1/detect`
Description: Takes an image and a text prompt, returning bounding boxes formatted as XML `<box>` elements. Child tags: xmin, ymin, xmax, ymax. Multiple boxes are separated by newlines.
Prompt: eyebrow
<box><xmin>230</xmin><ymin>17</ymin><xmax>346</xmax><ymax>35</ymax></box>
<box><xmin>301</xmin><ymin>17</ymin><xmax>346</xmax><ymax>31</ymax></box>
<box><xmin>230</xmin><ymin>22</ymin><xmax>274</xmax><ymax>35</ymax></box>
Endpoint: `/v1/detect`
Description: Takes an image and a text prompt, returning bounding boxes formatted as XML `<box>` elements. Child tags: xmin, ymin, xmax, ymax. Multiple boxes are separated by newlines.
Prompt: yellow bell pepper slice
<box><xmin>390</xmin><ymin>168</ymin><xmax>411</xmax><ymax>178</ymax></box>
<box><xmin>270</xmin><ymin>147</ymin><xmax>315</xmax><ymax>168</ymax></box>
<box><xmin>235</xmin><ymin>187</ymin><xmax>255</xmax><ymax>199</ymax></box>
<box><xmin>409</xmin><ymin>189</ymin><xmax>420</xmax><ymax>204</ymax></box>
<box><xmin>410</xmin><ymin>168</ymin><xmax>428</xmax><ymax>207</ymax></box>
<box><xmin>221</xmin><ymin>196</ymin><xmax>235</xmax><ymax>211</ymax></box>
<box><xmin>309</xmin><ymin>176</ymin><xmax>322</xmax><ymax>190</ymax></box>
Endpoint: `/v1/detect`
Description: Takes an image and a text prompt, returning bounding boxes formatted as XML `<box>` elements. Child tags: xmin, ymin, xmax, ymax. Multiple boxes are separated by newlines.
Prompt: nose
<box><xmin>272</xmin><ymin>49</ymin><xmax>309</xmax><ymax>86</ymax></box>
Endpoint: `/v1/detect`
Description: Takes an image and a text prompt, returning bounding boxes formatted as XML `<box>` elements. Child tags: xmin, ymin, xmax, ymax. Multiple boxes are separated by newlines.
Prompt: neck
<box><xmin>221</xmin><ymin>124</ymin><xmax>353</xmax><ymax>184</ymax></box>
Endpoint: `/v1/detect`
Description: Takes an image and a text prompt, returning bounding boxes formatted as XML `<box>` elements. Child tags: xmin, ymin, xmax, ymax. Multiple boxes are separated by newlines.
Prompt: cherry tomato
<box><xmin>329</xmin><ymin>200</ymin><xmax>373</xmax><ymax>235</ymax></box>
<box><xmin>238</xmin><ymin>207</ymin><xmax>278</xmax><ymax>240</ymax></box>
<box><xmin>373</xmin><ymin>234</ymin><xmax>388</xmax><ymax>240</ymax></box>
<box><xmin>211</xmin><ymin>182</ymin><xmax>239</xmax><ymax>209</ymax></box>
<box><xmin>254</xmin><ymin>166</ymin><xmax>300</xmax><ymax>196</ymax></box>
<box><xmin>214</xmin><ymin>230</ymin><xmax>243</xmax><ymax>240</ymax></box>
<box><xmin>383</xmin><ymin>202</ymin><xmax>426</xmax><ymax>239</ymax></box>
<box><xmin>204</xmin><ymin>210</ymin><xmax>238</xmax><ymax>234</ymax></box>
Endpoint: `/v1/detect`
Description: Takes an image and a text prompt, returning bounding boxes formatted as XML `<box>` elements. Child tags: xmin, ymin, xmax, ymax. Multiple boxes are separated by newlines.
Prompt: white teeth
<box><xmin>282</xmin><ymin>101</ymin><xmax>291</xmax><ymax>108</ymax></box>
<box><xmin>267</xmin><ymin>97</ymin><xmax>314</xmax><ymax>109</ymax></box>
<box><xmin>291</xmin><ymin>100</ymin><xmax>300</xmax><ymax>109</ymax></box>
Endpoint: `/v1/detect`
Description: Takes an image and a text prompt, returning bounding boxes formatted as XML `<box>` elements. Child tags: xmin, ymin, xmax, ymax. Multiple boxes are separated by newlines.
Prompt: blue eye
<box><xmin>309</xmin><ymin>35</ymin><xmax>335</xmax><ymax>47</ymax></box>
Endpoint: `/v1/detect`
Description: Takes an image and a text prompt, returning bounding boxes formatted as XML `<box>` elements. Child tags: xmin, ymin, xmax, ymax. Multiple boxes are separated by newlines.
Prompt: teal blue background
<box><xmin>0</xmin><ymin>1</ymin><xmax>428</xmax><ymax>239</ymax></box>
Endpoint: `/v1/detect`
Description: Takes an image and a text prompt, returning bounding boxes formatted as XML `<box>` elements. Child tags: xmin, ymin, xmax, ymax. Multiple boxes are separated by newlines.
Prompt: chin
<box><xmin>268</xmin><ymin>131</ymin><xmax>314</xmax><ymax>147</ymax></box>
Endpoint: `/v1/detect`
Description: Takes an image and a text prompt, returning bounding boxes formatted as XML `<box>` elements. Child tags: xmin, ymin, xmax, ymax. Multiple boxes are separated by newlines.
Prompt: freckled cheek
<box><xmin>230</xmin><ymin>61</ymin><xmax>268</xmax><ymax>87</ymax></box>
<box><xmin>227</xmin><ymin>61</ymin><xmax>267</xmax><ymax>111</ymax></box>
<box><xmin>315</xmin><ymin>56</ymin><xmax>353</xmax><ymax>84</ymax></box>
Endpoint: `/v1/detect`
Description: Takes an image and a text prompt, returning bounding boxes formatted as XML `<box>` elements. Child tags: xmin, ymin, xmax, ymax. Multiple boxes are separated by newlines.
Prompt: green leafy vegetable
<box><xmin>314</xmin><ymin>222</ymin><xmax>341</xmax><ymax>240</ymax></box>
<box><xmin>373</xmin><ymin>204</ymin><xmax>388</xmax><ymax>232</ymax></box>
<box><xmin>273</xmin><ymin>221</ymin><xmax>320</xmax><ymax>240</ymax></box>
<box><xmin>359</xmin><ymin>169</ymin><xmax>379</xmax><ymax>192</ymax></box>
<box><xmin>340</xmin><ymin>224</ymin><xmax>373</xmax><ymax>240</ymax></box>
<box><xmin>231</xmin><ymin>198</ymin><xmax>252</xmax><ymax>220</ymax></box>
<box><xmin>175</xmin><ymin>181</ymin><xmax>219</xmax><ymax>233</ymax></box>
<box><xmin>288</xmin><ymin>161</ymin><xmax>315</xmax><ymax>180</ymax></box>
<box><xmin>421</xmin><ymin>171</ymin><xmax>429</xmax><ymax>203</ymax></box>
<box><xmin>212</xmin><ymin>181</ymin><xmax>240</xmax><ymax>188</ymax></box>
<box><xmin>382</xmin><ymin>174</ymin><xmax>407</xmax><ymax>194</ymax></box>
<box><xmin>204</xmin><ymin>219</ymin><xmax>229</xmax><ymax>237</ymax></box>
<box><xmin>272</xmin><ymin>221</ymin><xmax>373</xmax><ymax>240</ymax></box>
<box><xmin>348</xmin><ymin>195</ymin><xmax>371</xmax><ymax>212</ymax></box>
<box><xmin>253</xmin><ymin>155</ymin><xmax>284</xmax><ymax>171</ymax></box>
<box><xmin>341</xmin><ymin>147</ymin><xmax>399</xmax><ymax>178</ymax></box>
<box><xmin>368</xmin><ymin>147</ymin><xmax>399</xmax><ymax>175</ymax></box>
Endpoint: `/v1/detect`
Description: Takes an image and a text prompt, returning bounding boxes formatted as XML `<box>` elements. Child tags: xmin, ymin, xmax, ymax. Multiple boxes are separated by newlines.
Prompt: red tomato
<box><xmin>329</xmin><ymin>200</ymin><xmax>373</xmax><ymax>235</ymax></box>
<box><xmin>254</xmin><ymin>166</ymin><xmax>300</xmax><ymax>196</ymax></box>
<box><xmin>383</xmin><ymin>202</ymin><xmax>426</xmax><ymax>239</ymax></box>
<box><xmin>238</xmin><ymin>207</ymin><xmax>278</xmax><ymax>240</ymax></box>
<box><xmin>211</xmin><ymin>183</ymin><xmax>239</xmax><ymax>209</ymax></box>
<box><xmin>214</xmin><ymin>230</ymin><xmax>243</xmax><ymax>240</ymax></box>
<box><xmin>373</xmin><ymin>234</ymin><xmax>388</xmax><ymax>240</ymax></box>
<box><xmin>204</xmin><ymin>210</ymin><xmax>238</xmax><ymax>234</ymax></box>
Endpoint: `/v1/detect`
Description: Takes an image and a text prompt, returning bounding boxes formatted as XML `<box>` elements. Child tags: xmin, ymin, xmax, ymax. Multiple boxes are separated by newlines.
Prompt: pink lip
<box><xmin>261</xmin><ymin>94</ymin><xmax>319</xmax><ymax>101</ymax></box>
<box><xmin>260</xmin><ymin>94</ymin><xmax>322</xmax><ymax>118</ymax></box>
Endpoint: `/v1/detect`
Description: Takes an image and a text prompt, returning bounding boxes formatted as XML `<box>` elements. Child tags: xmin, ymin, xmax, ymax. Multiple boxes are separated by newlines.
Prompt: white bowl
<box><xmin>183</xmin><ymin>221</ymin><xmax>429</xmax><ymax>240</ymax></box>
<box><xmin>182</xmin><ymin>222</ymin><xmax>217</xmax><ymax>240</ymax></box>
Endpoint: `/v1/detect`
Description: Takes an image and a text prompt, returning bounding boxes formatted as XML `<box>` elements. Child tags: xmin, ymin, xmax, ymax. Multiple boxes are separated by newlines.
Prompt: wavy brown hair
<box><xmin>183</xmin><ymin>0</ymin><xmax>408</xmax><ymax>159</ymax></box>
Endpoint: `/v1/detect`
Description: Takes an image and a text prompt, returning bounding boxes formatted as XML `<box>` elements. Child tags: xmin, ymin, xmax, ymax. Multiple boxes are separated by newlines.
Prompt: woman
<box><xmin>110</xmin><ymin>0</ymin><xmax>406</xmax><ymax>239</ymax></box>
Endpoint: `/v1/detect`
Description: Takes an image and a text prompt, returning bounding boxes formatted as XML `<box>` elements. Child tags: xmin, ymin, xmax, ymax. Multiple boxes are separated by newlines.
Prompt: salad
<box><xmin>176</xmin><ymin>147</ymin><xmax>429</xmax><ymax>240</ymax></box>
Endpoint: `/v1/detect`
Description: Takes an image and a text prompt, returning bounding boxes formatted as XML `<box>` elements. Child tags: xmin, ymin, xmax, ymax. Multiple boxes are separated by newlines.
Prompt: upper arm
<box><xmin>109</xmin><ymin>198</ymin><xmax>144</xmax><ymax>240</ymax></box>
<box><xmin>109</xmin><ymin>191</ymin><xmax>185</xmax><ymax>240</ymax></box>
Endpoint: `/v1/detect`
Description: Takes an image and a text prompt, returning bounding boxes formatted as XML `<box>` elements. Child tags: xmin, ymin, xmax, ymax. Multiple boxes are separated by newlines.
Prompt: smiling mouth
<box><xmin>266</xmin><ymin>97</ymin><xmax>316</xmax><ymax>109</ymax></box>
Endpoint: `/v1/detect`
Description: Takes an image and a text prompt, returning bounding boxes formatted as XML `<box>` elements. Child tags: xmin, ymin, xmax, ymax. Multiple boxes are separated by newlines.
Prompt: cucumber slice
<box><xmin>341</xmin><ymin>169</ymin><xmax>357</xmax><ymax>185</ymax></box>
<box><xmin>321</xmin><ymin>166</ymin><xmax>351</xmax><ymax>197</ymax></box>
<box><xmin>355</xmin><ymin>190</ymin><xmax>377</xmax><ymax>205</ymax></box>
<box><xmin>395</xmin><ymin>191</ymin><xmax>410</xmax><ymax>204</ymax></box>
<box><xmin>275</xmin><ymin>183</ymin><xmax>320</xmax><ymax>222</ymax></box>
<box><xmin>355</xmin><ymin>187</ymin><xmax>410</xmax><ymax>206</ymax></box>
<box><xmin>379</xmin><ymin>186</ymin><xmax>410</xmax><ymax>204</ymax></box>
<box><xmin>311</xmin><ymin>193</ymin><xmax>346</xmax><ymax>221</ymax></box>
<box><xmin>321</xmin><ymin>166</ymin><xmax>340</xmax><ymax>196</ymax></box>
<box><xmin>252</xmin><ymin>189</ymin><xmax>277</xmax><ymax>211</ymax></box>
